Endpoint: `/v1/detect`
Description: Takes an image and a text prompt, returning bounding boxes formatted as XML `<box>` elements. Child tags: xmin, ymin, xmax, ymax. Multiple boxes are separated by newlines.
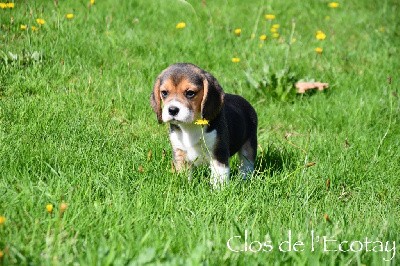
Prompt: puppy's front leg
<box><xmin>173</xmin><ymin>148</ymin><xmax>187</xmax><ymax>172</ymax></box>
<box><xmin>210</xmin><ymin>159</ymin><xmax>230</xmax><ymax>189</ymax></box>
<box><xmin>173</xmin><ymin>148</ymin><xmax>194</xmax><ymax>181</ymax></box>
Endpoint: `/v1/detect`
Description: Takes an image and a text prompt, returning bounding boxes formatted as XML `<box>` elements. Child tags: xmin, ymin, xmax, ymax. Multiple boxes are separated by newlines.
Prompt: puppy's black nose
<box><xmin>168</xmin><ymin>106</ymin><xmax>180</xmax><ymax>116</ymax></box>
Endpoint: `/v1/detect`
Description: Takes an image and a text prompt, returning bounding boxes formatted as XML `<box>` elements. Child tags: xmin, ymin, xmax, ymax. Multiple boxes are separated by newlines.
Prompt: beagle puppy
<box><xmin>151</xmin><ymin>63</ymin><xmax>257</xmax><ymax>188</ymax></box>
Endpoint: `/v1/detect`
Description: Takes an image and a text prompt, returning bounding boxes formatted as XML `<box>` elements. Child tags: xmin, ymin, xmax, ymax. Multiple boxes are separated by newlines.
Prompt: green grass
<box><xmin>1</xmin><ymin>0</ymin><xmax>399</xmax><ymax>265</ymax></box>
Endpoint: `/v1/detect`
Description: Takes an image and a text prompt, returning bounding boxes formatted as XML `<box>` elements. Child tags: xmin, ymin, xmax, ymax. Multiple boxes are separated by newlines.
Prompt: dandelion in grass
<box><xmin>66</xmin><ymin>13</ymin><xmax>74</xmax><ymax>19</ymax></box>
<box><xmin>272</xmin><ymin>33</ymin><xmax>280</xmax><ymax>38</ymax></box>
<box><xmin>0</xmin><ymin>2</ymin><xmax>14</xmax><ymax>9</ymax></box>
<box><xmin>36</xmin><ymin>18</ymin><xmax>45</xmax><ymax>25</ymax></box>
<box><xmin>234</xmin><ymin>28</ymin><xmax>241</xmax><ymax>36</ymax></box>
<box><xmin>328</xmin><ymin>2</ymin><xmax>339</xmax><ymax>8</ymax></box>
<box><xmin>270</xmin><ymin>27</ymin><xmax>278</xmax><ymax>33</ymax></box>
<box><xmin>176</xmin><ymin>22</ymin><xmax>186</xmax><ymax>29</ymax></box>
<box><xmin>316</xmin><ymin>30</ymin><xmax>326</xmax><ymax>40</ymax></box>
<box><xmin>90</xmin><ymin>0</ymin><xmax>95</xmax><ymax>5</ymax></box>
<box><xmin>315</xmin><ymin>47</ymin><xmax>323</xmax><ymax>54</ymax></box>
<box><xmin>264</xmin><ymin>14</ymin><xmax>275</xmax><ymax>21</ymax></box>
<box><xmin>20</xmin><ymin>24</ymin><xmax>27</xmax><ymax>30</ymax></box>
<box><xmin>194</xmin><ymin>118</ymin><xmax>209</xmax><ymax>126</ymax></box>
<box><xmin>46</xmin><ymin>204</ymin><xmax>53</xmax><ymax>214</ymax></box>
<box><xmin>31</xmin><ymin>26</ymin><xmax>38</xmax><ymax>31</ymax></box>
<box><xmin>231</xmin><ymin>57</ymin><xmax>240</xmax><ymax>63</ymax></box>
<box><xmin>0</xmin><ymin>216</ymin><xmax>6</xmax><ymax>225</ymax></box>
<box><xmin>259</xmin><ymin>34</ymin><xmax>267</xmax><ymax>41</ymax></box>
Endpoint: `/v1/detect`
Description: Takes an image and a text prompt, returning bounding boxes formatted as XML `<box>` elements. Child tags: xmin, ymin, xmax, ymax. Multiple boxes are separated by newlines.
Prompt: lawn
<box><xmin>0</xmin><ymin>0</ymin><xmax>399</xmax><ymax>265</ymax></box>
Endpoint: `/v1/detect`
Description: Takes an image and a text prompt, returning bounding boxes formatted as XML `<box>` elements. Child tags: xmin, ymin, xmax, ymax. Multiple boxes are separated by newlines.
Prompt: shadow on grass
<box><xmin>227</xmin><ymin>143</ymin><xmax>296</xmax><ymax>181</ymax></box>
<box><xmin>254</xmin><ymin>144</ymin><xmax>296</xmax><ymax>178</ymax></box>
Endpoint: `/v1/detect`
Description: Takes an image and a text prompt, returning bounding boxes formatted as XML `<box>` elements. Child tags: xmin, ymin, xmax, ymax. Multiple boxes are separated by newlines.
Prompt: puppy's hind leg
<box><xmin>210</xmin><ymin>159</ymin><xmax>230</xmax><ymax>189</ymax></box>
<box><xmin>238</xmin><ymin>139</ymin><xmax>257</xmax><ymax>179</ymax></box>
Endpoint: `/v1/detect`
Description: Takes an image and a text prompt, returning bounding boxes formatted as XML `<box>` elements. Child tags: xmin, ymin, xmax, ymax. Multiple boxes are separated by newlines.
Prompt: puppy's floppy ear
<box><xmin>201</xmin><ymin>72</ymin><xmax>224</xmax><ymax>121</ymax></box>
<box><xmin>150</xmin><ymin>77</ymin><xmax>163</xmax><ymax>123</ymax></box>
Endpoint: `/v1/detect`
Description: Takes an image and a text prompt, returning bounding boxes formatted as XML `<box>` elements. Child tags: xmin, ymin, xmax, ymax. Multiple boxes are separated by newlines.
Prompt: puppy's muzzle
<box><xmin>168</xmin><ymin>106</ymin><xmax>180</xmax><ymax>117</ymax></box>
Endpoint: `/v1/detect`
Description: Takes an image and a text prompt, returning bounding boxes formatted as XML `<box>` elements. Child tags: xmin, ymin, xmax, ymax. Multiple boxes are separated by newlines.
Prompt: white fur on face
<box><xmin>162</xmin><ymin>99</ymin><xmax>195</xmax><ymax>123</ymax></box>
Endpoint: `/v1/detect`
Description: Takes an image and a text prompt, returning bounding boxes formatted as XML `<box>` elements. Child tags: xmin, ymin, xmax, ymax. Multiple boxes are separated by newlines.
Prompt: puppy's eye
<box><xmin>160</xmin><ymin>90</ymin><xmax>168</xmax><ymax>98</ymax></box>
<box><xmin>185</xmin><ymin>90</ymin><xmax>196</xmax><ymax>99</ymax></box>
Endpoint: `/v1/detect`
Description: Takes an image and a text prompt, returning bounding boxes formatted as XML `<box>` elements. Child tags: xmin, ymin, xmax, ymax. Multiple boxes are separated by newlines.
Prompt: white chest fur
<box><xmin>169</xmin><ymin>124</ymin><xmax>217</xmax><ymax>166</ymax></box>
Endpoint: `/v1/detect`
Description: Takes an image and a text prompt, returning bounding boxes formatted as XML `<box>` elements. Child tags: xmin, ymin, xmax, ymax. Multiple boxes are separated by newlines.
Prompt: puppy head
<box><xmin>150</xmin><ymin>63</ymin><xmax>224</xmax><ymax>124</ymax></box>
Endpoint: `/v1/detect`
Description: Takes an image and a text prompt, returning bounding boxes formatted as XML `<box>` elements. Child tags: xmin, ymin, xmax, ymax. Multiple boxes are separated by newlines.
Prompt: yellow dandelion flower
<box><xmin>270</xmin><ymin>27</ymin><xmax>278</xmax><ymax>33</ymax></box>
<box><xmin>20</xmin><ymin>24</ymin><xmax>27</xmax><ymax>30</ymax></box>
<box><xmin>6</xmin><ymin>2</ymin><xmax>14</xmax><ymax>8</ymax></box>
<box><xmin>264</xmin><ymin>14</ymin><xmax>276</xmax><ymax>21</ymax></box>
<box><xmin>0</xmin><ymin>3</ymin><xmax>6</xmax><ymax>9</ymax></box>
<box><xmin>272</xmin><ymin>33</ymin><xmax>280</xmax><ymax>38</ymax></box>
<box><xmin>328</xmin><ymin>2</ymin><xmax>339</xmax><ymax>8</ymax></box>
<box><xmin>66</xmin><ymin>13</ymin><xmax>74</xmax><ymax>19</ymax></box>
<box><xmin>272</xmin><ymin>24</ymin><xmax>280</xmax><ymax>29</ymax></box>
<box><xmin>259</xmin><ymin>34</ymin><xmax>267</xmax><ymax>41</ymax></box>
<box><xmin>231</xmin><ymin>57</ymin><xmax>240</xmax><ymax>63</ymax></box>
<box><xmin>31</xmin><ymin>25</ymin><xmax>38</xmax><ymax>31</ymax></box>
<box><xmin>176</xmin><ymin>22</ymin><xmax>186</xmax><ymax>29</ymax></box>
<box><xmin>316</xmin><ymin>30</ymin><xmax>326</xmax><ymax>40</ymax></box>
<box><xmin>90</xmin><ymin>0</ymin><xmax>95</xmax><ymax>5</ymax></box>
<box><xmin>234</xmin><ymin>28</ymin><xmax>241</xmax><ymax>36</ymax></box>
<box><xmin>194</xmin><ymin>119</ymin><xmax>209</xmax><ymax>126</ymax></box>
<box><xmin>36</xmin><ymin>18</ymin><xmax>45</xmax><ymax>25</ymax></box>
<box><xmin>0</xmin><ymin>216</ymin><xmax>6</xmax><ymax>225</ymax></box>
<box><xmin>315</xmin><ymin>47</ymin><xmax>323</xmax><ymax>54</ymax></box>
<box><xmin>46</xmin><ymin>204</ymin><xmax>53</xmax><ymax>213</ymax></box>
